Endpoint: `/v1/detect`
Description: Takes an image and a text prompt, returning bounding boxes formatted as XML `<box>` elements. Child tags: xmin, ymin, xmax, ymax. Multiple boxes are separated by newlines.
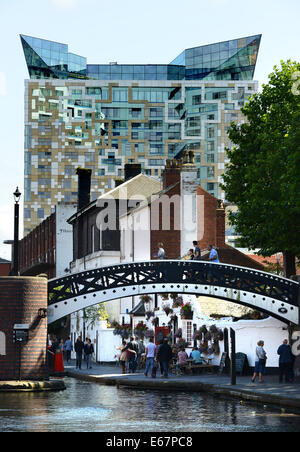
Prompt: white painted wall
<box><xmin>181</xmin><ymin>167</ymin><xmax>198</xmax><ymax>257</ymax></box>
<box><xmin>70</xmin><ymin>251</ymin><xmax>122</xmax><ymax>321</ymax></box>
<box><xmin>96</xmin><ymin>329</ymin><xmax>121</xmax><ymax>362</ymax></box>
<box><xmin>55</xmin><ymin>204</ymin><xmax>77</xmax><ymax>277</ymax></box>
<box><xmin>197</xmin><ymin>317</ymin><xmax>287</xmax><ymax>368</ymax></box>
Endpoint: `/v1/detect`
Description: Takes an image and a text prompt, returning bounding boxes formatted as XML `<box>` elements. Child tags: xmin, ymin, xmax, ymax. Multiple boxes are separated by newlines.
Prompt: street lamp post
<box><xmin>13</xmin><ymin>187</ymin><xmax>21</xmax><ymax>276</ymax></box>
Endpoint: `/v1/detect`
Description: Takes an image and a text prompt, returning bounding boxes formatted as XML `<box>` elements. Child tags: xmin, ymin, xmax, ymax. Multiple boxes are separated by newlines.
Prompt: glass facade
<box><xmin>21</xmin><ymin>34</ymin><xmax>261</xmax><ymax>81</ymax></box>
<box><xmin>21</xmin><ymin>34</ymin><xmax>261</xmax><ymax>233</ymax></box>
<box><xmin>171</xmin><ymin>35</ymin><xmax>261</xmax><ymax>81</ymax></box>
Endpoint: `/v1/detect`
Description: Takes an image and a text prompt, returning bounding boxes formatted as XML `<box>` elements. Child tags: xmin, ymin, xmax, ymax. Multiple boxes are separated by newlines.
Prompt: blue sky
<box><xmin>0</xmin><ymin>0</ymin><xmax>299</xmax><ymax>260</ymax></box>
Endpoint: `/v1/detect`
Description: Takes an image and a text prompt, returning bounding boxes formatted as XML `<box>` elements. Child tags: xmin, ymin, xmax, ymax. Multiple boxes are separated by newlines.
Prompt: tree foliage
<box><xmin>221</xmin><ymin>61</ymin><xmax>300</xmax><ymax>268</ymax></box>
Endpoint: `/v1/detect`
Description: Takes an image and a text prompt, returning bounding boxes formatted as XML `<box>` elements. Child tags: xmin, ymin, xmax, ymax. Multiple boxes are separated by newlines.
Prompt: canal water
<box><xmin>0</xmin><ymin>378</ymin><xmax>299</xmax><ymax>432</ymax></box>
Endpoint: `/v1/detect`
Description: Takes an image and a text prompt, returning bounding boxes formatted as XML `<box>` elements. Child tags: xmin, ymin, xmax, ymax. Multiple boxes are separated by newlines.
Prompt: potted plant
<box><xmin>180</xmin><ymin>302</ymin><xmax>193</xmax><ymax>319</ymax></box>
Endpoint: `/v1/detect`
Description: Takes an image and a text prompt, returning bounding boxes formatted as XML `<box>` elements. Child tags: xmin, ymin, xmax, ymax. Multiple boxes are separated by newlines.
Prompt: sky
<box><xmin>0</xmin><ymin>0</ymin><xmax>299</xmax><ymax>260</ymax></box>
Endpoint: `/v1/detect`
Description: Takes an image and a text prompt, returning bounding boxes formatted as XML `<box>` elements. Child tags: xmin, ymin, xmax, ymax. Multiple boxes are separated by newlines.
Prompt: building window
<box><xmin>37</xmin><ymin>208</ymin><xmax>44</xmax><ymax>219</ymax></box>
<box><xmin>24</xmin><ymin>208</ymin><xmax>31</xmax><ymax>219</ymax></box>
<box><xmin>186</xmin><ymin>321</ymin><xmax>193</xmax><ymax>346</ymax></box>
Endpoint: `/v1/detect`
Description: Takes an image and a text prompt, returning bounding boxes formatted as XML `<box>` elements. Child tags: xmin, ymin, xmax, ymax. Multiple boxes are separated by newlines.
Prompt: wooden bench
<box><xmin>188</xmin><ymin>363</ymin><xmax>214</xmax><ymax>375</ymax></box>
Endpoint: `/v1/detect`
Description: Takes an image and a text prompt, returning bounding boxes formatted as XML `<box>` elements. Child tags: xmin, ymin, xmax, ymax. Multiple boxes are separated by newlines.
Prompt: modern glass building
<box><xmin>21</xmin><ymin>34</ymin><xmax>261</xmax><ymax>233</ymax></box>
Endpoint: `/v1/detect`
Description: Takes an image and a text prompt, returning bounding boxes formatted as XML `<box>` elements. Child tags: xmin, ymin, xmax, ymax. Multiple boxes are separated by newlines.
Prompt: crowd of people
<box><xmin>155</xmin><ymin>240</ymin><xmax>220</xmax><ymax>263</ymax></box>
<box><xmin>48</xmin><ymin>335</ymin><xmax>95</xmax><ymax>372</ymax></box>
<box><xmin>114</xmin><ymin>336</ymin><xmax>206</xmax><ymax>378</ymax></box>
<box><xmin>48</xmin><ymin>335</ymin><xmax>296</xmax><ymax>384</ymax></box>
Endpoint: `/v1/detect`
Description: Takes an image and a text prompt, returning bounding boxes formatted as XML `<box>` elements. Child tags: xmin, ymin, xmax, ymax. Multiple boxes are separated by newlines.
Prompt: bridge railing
<box><xmin>48</xmin><ymin>260</ymin><xmax>299</xmax><ymax>307</ymax></box>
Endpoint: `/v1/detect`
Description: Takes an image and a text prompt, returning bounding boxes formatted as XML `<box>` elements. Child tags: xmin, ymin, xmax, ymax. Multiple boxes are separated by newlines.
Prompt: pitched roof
<box><xmin>129</xmin><ymin>301</ymin><xmax>146</xmax><ymax>316</ymax></box>
<box><xmin>100</xmin><ymin>174</ymin><xmax>161</xmax><ymax>201</ymax></box>
<box><xmin>0</xmin><ymin>257</ymin><xmax>11</xmax><ymax>264</ymax></box>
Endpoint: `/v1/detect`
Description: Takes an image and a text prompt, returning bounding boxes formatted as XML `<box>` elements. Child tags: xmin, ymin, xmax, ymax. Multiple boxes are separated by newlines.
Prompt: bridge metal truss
<box><xmin>47</xmin><ymin>260</ymin><xmax>300</xmax><ymax>325</ymax></box>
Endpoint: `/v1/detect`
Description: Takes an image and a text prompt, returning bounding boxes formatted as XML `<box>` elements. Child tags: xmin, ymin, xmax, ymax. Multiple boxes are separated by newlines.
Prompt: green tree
<box><xmin>84</xmin><ymin>303</ymin><xmax>109</xmax><ymax>328</ymax></box>
<box><xmin>221</xmin><ymin>61</ymin><xmax>300</xmax><ymax>277</ymax></box>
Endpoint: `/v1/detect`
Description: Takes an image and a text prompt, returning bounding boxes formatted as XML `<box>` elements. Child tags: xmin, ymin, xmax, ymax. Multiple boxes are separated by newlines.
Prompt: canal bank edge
<box><xmin>0</xmin><ymin>380</ymin><xmax>66</xmax><ymax>392</ymax></box>
<box><xmin>66</xmin><ymin>371</ymin><xmax>300</xmax><ymax>410</ymax></box>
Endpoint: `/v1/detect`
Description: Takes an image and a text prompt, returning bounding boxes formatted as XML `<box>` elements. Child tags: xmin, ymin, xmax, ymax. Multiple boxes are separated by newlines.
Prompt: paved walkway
<box><xmin>63</xmin><ymin>361</ymin><xmax>300</xmax><ymax>410</ymax></box>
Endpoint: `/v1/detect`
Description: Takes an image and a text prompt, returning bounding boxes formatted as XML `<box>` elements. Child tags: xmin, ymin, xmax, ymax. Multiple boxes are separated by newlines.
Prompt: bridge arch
<box><xmin>48</xmin><ymin>260</ymin><xmax>300</xmax><ymax>326</ymax></box>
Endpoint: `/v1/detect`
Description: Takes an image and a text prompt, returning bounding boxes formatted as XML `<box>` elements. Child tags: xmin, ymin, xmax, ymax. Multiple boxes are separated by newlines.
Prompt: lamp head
<box><xmin>13</xmin><ymin>187</ymin><xmax>21</xmax><ymax>204</ymax></box>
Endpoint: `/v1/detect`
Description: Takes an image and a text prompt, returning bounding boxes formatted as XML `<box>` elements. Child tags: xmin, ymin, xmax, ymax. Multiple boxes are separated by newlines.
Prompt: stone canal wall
<box><xmin>0</xmin><ymin>276</ymin><xmax>48</xmax><ymax>381</ymax></box>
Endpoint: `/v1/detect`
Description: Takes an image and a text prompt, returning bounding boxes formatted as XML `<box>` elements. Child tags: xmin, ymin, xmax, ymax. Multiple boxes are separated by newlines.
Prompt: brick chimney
<box><xmin>162</xmin><ymin>159</ymin><xmax>182</xmax><ymax>190</ymax></box>
<box><xmin>197</xmin><ymin>187</ymin><xmax>226</xmax><ymax>250</ymax></box>
<box><xmin>76</xmin><ymin>168</ymin><xmax>92</xmax><ymax>211</ymax></box>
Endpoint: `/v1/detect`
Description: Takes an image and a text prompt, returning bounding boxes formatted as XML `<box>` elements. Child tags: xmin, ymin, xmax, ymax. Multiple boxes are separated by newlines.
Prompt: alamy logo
<box><xmin>292</xmin><ymin>330</ymin><xmax>300</xmax><ymax>356</ymax></box>
<box><xmin>291</xmin><ymin>71</ymin><xmax>300</xmax><ymax>96</ymax></box>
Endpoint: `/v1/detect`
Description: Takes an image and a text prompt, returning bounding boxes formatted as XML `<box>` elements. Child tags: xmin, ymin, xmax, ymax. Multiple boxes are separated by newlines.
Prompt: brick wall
<box><xmin>197</xmin><ymin>186</ymin><xmax>221</xmax><ymax>250</ymax></box>
<box><xmin>0</xmin><ymin>263</ymin><xmax>11</xmax><ymax>276</ymax></box>
<box><xmin>0</xmin><ymin>276</ymin><xmax>49</xmax><ymax>381</ymax></box>
<box><xmin>19</xmin><ymin>213</ymin><xmax>56</xmax><ymax>279</ymax></box>
<box><xmin>150</xmin><ymin>184</ymin><xmax>181</xmax><ymax>259</ymax></box>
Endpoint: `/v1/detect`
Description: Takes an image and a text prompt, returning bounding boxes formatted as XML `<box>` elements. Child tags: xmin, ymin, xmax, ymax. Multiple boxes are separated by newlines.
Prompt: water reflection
<box><xmin>0</xmin><ymin>378</ymin><xmax>299</xmax><ymax>432</ymax></box>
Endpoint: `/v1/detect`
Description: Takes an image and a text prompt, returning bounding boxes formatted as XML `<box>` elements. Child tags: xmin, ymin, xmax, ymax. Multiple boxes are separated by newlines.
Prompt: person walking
<box><xmin>154</xmin><ymin>243</ymin><xmax>166</xmax><ymax>260</ymax></box>
<box><xmin>208</xmin><ymin>244</ymin><xmax>220</xmax><ymax>263</ymax></box>
<box><xmin>277</xmin><ymin>339</ymin><xmax>294</xmax><ymax>383</ymax></box>
<box><xmin>74</xmin><ymin>336</ymin><xmax>84</xmax><ymax>370</ymax></box>
<box><xmin>124</xmin><ymin>336</ymin><xmax>139</xmax><ymax>373</ymax></box>
<box><xmin>54</xmin><ymin>339</ymin><xmax>65</xmax><ymax>373</ymax></box>
<box><xmin>144</xmin><ymin>337</ymin><xmax>157</xmax><ymax>377</ymax></box>
<box><xmin>193</xmin><ymin>241</ymin><xmax>201</xmax><ymax>260</ymax></box>
<box><xmin>252</xmin><ymin>340</ymin><xmax>267</xmax><ymax>383</ymax></box>
<box><xmin>116</xmin><ymin>340</ymin><xmax>128</xmax><ymax>374</ymax></box>
<box><xmin>64</xmin><ymin>337</ymin><xmax>73</xmax><ymax>363</ymax></box>
<box><xmin>188</xmin><ymin>249</ymin><xmax>195</xmax><ymax>260</ymax></box>
<box><xmin>157</xmin><ymin>338</ymin><xmax>173</xmax><ymax>378</ymax></box>
<box><xmin>136</xmin><ymin>338</ymin><xmax>146</xmax><ymax>371</ymax></box>
<box><xmin>84</xmin><ymin>339</ymin><xmax>94</xmax><ymax>370</ymax></box>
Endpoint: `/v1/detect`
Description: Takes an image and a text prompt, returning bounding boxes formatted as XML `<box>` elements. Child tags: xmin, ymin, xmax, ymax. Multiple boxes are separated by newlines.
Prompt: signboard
<box><xmin>13</xmin><ymin>324</ymin><xmax>29</xmax><ymax>344</ymax></box>
<box><xmin>155</xmin><ymin>327</ymin><xmax>170</xmax><ymax>346</ymax></box>
<box><xmin>235</xmin><ymin>352</ymin><xmax>248</xmax><ymax>375</ymax></box>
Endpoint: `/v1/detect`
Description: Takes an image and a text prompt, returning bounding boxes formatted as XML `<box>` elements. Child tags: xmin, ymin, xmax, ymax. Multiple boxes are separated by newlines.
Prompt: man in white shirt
<box><xmin>144</xmin><ymin>338</ymin><xmax>156</xmax><ymax>377</ymax></box>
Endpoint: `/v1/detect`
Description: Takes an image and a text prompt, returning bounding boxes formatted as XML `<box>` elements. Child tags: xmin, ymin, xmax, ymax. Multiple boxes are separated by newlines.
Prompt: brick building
<box><xmin>0</xmin><ymin>258</ymin><xmax>11</xmax><ymax>276</ymax></box>
<box><xmin>19</xmin><ymin>204</ymin><xmax>76</xmax><ymax>279</ymax></box>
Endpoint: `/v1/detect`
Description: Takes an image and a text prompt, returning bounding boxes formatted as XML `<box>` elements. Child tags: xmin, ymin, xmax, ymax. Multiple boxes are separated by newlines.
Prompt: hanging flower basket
<box><xmin>140</xmin><ymin>295</ymin><xmax>152</xmax><ymax>304</ymax></box>
<box><xmin>134</xmin><ymin>321</ymin><xmax>149</xmax><ymax>339</ymax></box>
<box><xmin>172</xmin><ymin>296</ymin><xmax>184</xmax><ymax>309</ymax></box>
<box><xmin>162</xmin><ymin>303</ymin><xmax>173</xmax><ymax>316</ymax></box>
<box><xmin>152</xmin><ymin>317</ymin><xmax>159</xmax><ymax>327</ymax></box>
<box><xmin>193</xmin><ymin>330</ymin><xmax>202</xmax><ymax>341</ymax></box>
<box><xmin>145</xmin><ymin>329</ymin><xmax>155</xmax><ymax>339</ymax></box>
<box><xmin>180</xmin><ymin>302</ymin><xmax>193</xmax><ymax>319</ymax></box>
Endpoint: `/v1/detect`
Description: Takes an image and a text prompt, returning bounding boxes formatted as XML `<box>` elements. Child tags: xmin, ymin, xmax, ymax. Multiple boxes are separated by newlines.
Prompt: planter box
<box><xmin>181</xmin><ymin>313</ymin><xmax>193</xmax><ymax>320</ymax></box>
